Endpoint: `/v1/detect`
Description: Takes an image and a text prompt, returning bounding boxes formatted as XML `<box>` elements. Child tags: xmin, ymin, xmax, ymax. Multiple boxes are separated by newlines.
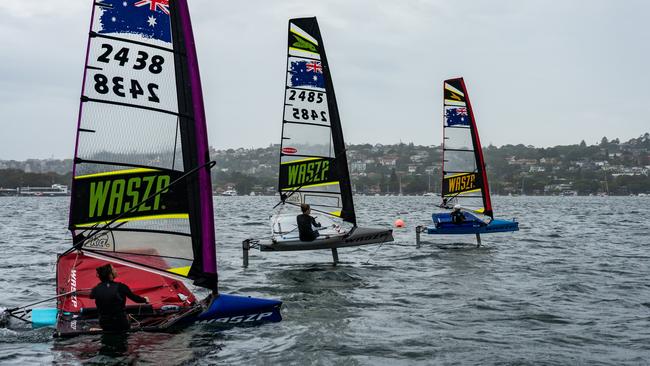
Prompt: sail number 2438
<box><xmin>92</xmin><ymin>44</ymin><xmax>163</xmax><ymax>103</ymax></box>
<box><xmin>93</xmin><ymin>74</ymin><xmax>159</xmax><ymax>103</ymax></box>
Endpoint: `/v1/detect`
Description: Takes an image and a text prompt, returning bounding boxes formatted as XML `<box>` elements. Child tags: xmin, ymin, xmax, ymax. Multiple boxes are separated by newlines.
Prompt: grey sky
<box><xmin>1</xmin><ymin>0</ymin><xmax>648</xmax><ymax>160</ymax></box>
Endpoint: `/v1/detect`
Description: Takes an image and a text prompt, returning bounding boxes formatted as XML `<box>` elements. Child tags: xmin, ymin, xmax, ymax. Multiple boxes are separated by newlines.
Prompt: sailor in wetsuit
<box><xmin>90</xmin><ymin>264</ymin><xmax>149</xmax><ymax>332</ymax></box>
<box><xmin>450</xmin><ymin>204</ymin><xmax>466</xmax><ymax>225</ymax></box>
<box><xmin>296</xmin><ymin>203</ymin><xmax>321</xmax><ymax>241</ymax></box>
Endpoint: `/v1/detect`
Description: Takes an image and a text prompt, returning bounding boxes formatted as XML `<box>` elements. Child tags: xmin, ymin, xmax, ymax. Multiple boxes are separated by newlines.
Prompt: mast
<box><xmin>175</xmin><ymin>0</ymin><xmax>217</xmax><ymax>288</ymax></box>
<box><xmin>459</xmin><ymin>78</ymin><xmax>492</xmax><ymax>218</ymax></box>
<box><xmin>310</xmin><ymin>18</ymin><xmax>355</xmax><ymax>224</ymax></box>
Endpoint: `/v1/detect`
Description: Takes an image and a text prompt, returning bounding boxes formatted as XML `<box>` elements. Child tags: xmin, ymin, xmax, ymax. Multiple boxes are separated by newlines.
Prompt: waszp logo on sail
<box><xmin>445</xmin><ymin>173</ymin><xmax>478</xmax><ymax>194</ymax></box>
<box><xmin>88</xmin><ymin>174</ymin><xmax>171</xmax><ymax>218</ymax></box>
<box><xmin>286</xmin><ymin>160</ymin><xmax>330</xmax><ymax>187</ymax></box>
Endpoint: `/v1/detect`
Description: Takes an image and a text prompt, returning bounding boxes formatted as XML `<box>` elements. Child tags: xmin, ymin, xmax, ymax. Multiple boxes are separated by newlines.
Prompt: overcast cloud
<box><xmin>0</xmin><ymin>0</ymin><xmax>648</xmax><ymax>160</ymax></box>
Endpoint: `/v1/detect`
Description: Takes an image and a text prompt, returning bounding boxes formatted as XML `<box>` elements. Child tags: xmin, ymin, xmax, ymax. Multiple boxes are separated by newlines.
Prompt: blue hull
<box><xmin>425</xmin><ymin>212</ymin><xmax>518</xmax><ymax>235</ymax></box>
<box><xmin>190</xmin><ymin>293</ymin><xmax>282</xmax><ymax>325</ymax></box>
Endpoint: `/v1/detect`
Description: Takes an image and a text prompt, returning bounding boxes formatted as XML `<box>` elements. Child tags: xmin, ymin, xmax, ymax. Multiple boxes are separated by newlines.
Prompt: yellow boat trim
<box><xmin>289</xmin><ymin>46</ymin><xmax>320</xmax><ymax>57</ymax></box>
<box><xmin>281</xmin><ymin>181</ymin><xmax>339</xmax><ymax>190</ymax></box>
<box><xmin>281</xmin><ymin>157</ymin><xmax>325</xmax><ymax>165</ymax></box>
<box><xmin>473</xmin><ymin>208</ymin><xmax>485</xmax><ymax>213</ymax></box>
<box><xmin>457</xmin><ymin>188</ymin><xmax>482</xmax><ymax>195</ymax></box>
<box><xmin>167</xmin><ymin>266</ymin><xmax>191</xmax><ymax>276</ymax></box>
<box><xmin>329</xmin><ymin>210</ymin><xmax>342</xmax><ymax>217</ymax></box>
<box><xmin>75</xmin><ymin>168</ymin><xmax>160</xmax><ymax>180</ymax></box>
<box><xmin>444</xmin><ymin>99</ymin><xmax>467</xmax><ymax>107</ymax></box>
<box><xmin>444</xmin><ymin>82</ymin><xmax>464</xmax><ymax>97</ymax></box>
<box><xmin>75</xmin><ymin>213</ymin><xmax>189</xmax><ymax>228</ymax></box>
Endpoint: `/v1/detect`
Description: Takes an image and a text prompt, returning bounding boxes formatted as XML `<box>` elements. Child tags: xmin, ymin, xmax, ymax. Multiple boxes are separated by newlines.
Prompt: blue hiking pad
<box><xmin>425</xmin><ymin>212</ymin><xmax>518</xmax><ymax>234</ymax></box>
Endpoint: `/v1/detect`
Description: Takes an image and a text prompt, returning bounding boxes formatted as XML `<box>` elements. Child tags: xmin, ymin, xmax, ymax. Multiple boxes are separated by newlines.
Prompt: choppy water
<box><xmin>0</xmin><ymin>196</ymin><xmax>649</xmax><ymax>365</ymax></box>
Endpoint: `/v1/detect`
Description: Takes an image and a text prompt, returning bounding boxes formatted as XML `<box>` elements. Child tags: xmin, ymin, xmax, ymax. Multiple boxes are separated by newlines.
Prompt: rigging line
<box><xmin>64</xmin><ymin>160</ymin><xmax>217</xmax><ymax>257</ymax></box>
<box><xmin>6</xmin><ymin>289</ymin><xmax>91</xmax><ymax>314</ymax></box>
<box><xmin>171</xmin><ymin>120</ymin><xmax>179</xmax><ymax>171</ymax></box>
<box><xmin>364</xmin><ymin>241</ymin><xmax>387</xmax><ymax>265</ymax></box>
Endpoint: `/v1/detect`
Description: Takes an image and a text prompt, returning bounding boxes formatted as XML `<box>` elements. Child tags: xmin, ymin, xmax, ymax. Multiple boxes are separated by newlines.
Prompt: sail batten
<box><xmin>278</xmin><ymin>17</ymin><xmax>356</xmax><ymax>224</ymax></box>
<box><xmin>440</xmin><ymin>78</ymin><xmax>493</xmax><ymax>218</ymax></box>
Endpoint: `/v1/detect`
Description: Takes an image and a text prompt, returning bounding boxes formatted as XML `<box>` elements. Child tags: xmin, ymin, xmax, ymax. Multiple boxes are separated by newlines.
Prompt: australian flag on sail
<box><xmin>290</xmin><ymin>60</ymin><xmax>325</xmax><ymax>89</ymax></box>
<box><xmin>445</xmin><ymin>107</ymin><xmax>470</xmax><ymax>126</ymax></box>
<box><xmin>98</xmin><ymin>0</ymin><xmax>171</xmax><ymax>43</ymax></box>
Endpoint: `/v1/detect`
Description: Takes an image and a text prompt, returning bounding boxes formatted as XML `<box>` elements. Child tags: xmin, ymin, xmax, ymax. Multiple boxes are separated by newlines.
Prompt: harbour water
<box><xmin>0</xmin><ymin>196</ymin><xmax>649</xmax><ymax>365</ymax></box>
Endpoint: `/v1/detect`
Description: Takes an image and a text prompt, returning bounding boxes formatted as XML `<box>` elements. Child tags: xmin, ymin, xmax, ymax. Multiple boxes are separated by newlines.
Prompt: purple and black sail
<box><xmin>67</xmin><ymin>0</ymin><xmax>217</xmax><ymax>289</ymax></box>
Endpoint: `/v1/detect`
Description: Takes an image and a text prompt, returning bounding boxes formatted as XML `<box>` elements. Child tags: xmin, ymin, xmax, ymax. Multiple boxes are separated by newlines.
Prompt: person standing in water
<box><xmin>296</xmin><ymin>203</ymin><xmax>321</xmax><ymax>241</ymax></box>
<box><xmin>90</xmin><ymin>264</ymin><xmax>149</xmax><ymax>332</ymax></box>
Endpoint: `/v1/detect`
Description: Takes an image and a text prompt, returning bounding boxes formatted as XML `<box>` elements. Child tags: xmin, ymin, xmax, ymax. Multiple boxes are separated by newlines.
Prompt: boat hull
<box><xmin>52</xmin><ymin>293</ymin><xmax>282</xmax><ymax>337</ymax></box>
<box><xmin>424</xmin><ymin>212</ymin><xmax>518</xmax><ymax>235</ymax></box>
<box><xmin>259</xmin><ymin>226</ymin><xmax>394</xmax><ymax>251</ymax></box>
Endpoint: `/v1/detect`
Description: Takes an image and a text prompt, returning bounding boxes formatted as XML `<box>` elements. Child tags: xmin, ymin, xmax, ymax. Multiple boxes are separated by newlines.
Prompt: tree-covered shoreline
<box><xmin>1</xmin><ymin>134</ymin><xmax>649</xmax><ymax>196</ymax></box>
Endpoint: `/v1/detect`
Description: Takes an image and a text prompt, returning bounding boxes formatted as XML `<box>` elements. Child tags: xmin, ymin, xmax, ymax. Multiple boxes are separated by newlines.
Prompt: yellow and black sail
<box><xmin>278</xmin><ymin>17</ymin><xmax>356</xmax><ymax>224</ymax></box>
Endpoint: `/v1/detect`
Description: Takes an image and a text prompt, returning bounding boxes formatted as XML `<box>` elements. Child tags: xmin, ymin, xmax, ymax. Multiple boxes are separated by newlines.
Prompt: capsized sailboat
<box><xmin>5</xmin><ymin>0</ymin><xmax>281</xmax><ymax>336</ymax></box>
<box><xmin>243</xmin><ymin>17</ymin><xmax>393</xmax><ymax>265</ymax></box>
<box><xmin>416</xmin><ymin>78</ymin><xmax>518</xmax><ymax>246</ymax></box>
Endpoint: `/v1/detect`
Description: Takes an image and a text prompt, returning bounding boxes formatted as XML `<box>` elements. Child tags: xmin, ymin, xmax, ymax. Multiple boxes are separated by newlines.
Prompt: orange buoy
<box><xmin>394</xmin><ymin>219</ymin><xmax>405</xmax><ymax>228</ymax></box>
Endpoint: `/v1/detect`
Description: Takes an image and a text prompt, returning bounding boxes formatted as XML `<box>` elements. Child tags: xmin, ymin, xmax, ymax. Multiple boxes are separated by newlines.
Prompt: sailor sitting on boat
<box><xmin>90</xmin><ymin>264</ymin><xmax>149</xmax><ymax>332</ymax></box>
<box><xmin>297</xmin><ymin>204</ymin><xmax>322</xmax><ymax>241</ymax></box>
<box><xmin>450</xmin><ymin>204</ymin><xmax>466</xmax><ymax>225</ymax></box>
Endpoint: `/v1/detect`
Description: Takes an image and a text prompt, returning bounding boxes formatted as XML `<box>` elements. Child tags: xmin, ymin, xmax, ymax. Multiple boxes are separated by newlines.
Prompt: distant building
<box><xmin>351</xmin><ymin>161</ymin><xmax>366</xmax><ymax>173</ymax></box>
<box><xmin>379</xmin><ymin>156</ymin><xmax>398</xmax><ymax>166</ymax></box>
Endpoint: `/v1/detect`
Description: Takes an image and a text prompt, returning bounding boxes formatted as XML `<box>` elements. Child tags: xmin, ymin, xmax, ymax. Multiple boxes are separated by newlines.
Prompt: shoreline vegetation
<box><xmin>1</xmin><ymin>134</ymin><xmax>649</xmax><ymax>196</ymax></box>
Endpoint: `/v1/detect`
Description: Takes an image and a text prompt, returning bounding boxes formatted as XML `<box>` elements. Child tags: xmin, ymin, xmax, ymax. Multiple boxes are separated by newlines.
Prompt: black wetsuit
<box><xmin>90</xmin><ymin>281</ymin><xmax>147</xmax><ymax>332</ymax></box>
<box><xmin>297</xmin><ymin>213</ymin><xmax>321</xmax><ymax>241</ymax></box>
<box><xmin>451</xmin><ymin>210</ymin><xmax>466</xmax><ymax>225</ymax></box>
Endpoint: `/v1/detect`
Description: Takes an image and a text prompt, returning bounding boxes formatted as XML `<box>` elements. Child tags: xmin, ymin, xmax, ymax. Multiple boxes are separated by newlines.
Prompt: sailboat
<box><xmin>242</xmin><ymin>17</ymin><xmax>393</xmax><ymax>265</ymax></box>
<box><xmin>416</xmin><ymin>78</ymin><xmax>518</xmax><ymax>246</ymax></box>
<box><xmin>4</xmin><ymin>0</ymin><xmax>281</xmax><ymax>336</ymax></box>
